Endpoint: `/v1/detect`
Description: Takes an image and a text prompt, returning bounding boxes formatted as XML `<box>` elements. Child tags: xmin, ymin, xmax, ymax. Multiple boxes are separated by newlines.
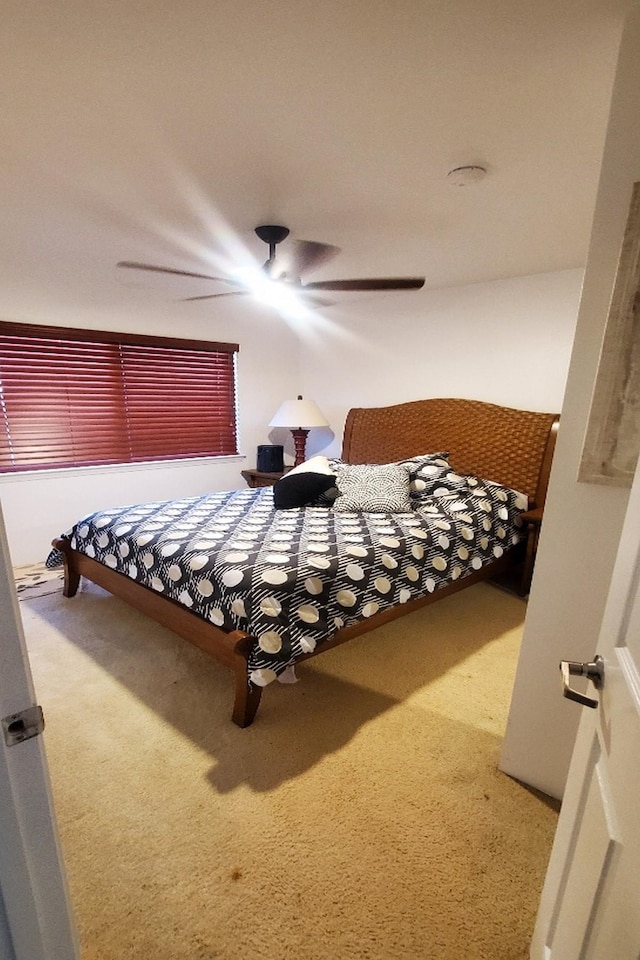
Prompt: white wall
<box><xmin>0</xmin><ymin>303</ymin><xmax>301</xmax><ymax>566</ymax></box>
<box><xmin>2</xmin><ymin>268</ymin><xmax>580</xmax><ymax>566</ymax></box>
<box><xmin>500</xmin><ymin>3</ymin><xmax>640</xmax><ymax>799</ymax></box>
<box><xmin>301</xmin><ymin>268</ymin><xmax>583</xmax><ymax>458</ymax></box>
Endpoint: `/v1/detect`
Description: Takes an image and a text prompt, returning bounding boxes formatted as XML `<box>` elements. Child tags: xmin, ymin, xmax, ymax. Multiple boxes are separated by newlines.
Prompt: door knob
<box><xmin>559</xmin><ymin>655</ymin><xmax>604</xmax><ymax>709</ymax></box>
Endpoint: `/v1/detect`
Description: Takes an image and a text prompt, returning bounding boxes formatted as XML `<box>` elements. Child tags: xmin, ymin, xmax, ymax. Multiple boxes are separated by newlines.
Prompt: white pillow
<box><xmin>287</xmin><ymin>455</ymin><xmax>335</xmax><ymax>476</ymax></box>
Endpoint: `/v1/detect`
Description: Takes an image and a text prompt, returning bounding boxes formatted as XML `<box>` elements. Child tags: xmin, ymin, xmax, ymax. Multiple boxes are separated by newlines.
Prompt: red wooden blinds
<box><xmin>0</xmin><ymin>323</ymin><xmax>239</xmax><ymax>473</ymax></box>
<box><xmin>118</xmin><ymin>343</ymin><xmax>238</xmax><ymax>461</ymax></box>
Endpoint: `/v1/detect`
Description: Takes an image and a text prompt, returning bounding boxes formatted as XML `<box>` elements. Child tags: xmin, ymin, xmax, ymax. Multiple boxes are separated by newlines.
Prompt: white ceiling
<box><xmin>0</xmin><ymin>0</ymin><xmax>630</xmax><ymax>325</ymax></box>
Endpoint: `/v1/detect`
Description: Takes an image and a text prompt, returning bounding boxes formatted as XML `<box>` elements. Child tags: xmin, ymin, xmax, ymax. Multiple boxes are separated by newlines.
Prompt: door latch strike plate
<box><xmin>2</xmin><ymin>705</ymin><xmax>45</xmax><ymax>746</ymax></box>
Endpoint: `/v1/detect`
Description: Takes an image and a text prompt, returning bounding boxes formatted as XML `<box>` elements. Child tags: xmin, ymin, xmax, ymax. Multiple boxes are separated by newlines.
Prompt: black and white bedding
<box><xmin>62</xmin><ymin>457</ymin><xmax>528</xmax><ymax>687</ymax></box>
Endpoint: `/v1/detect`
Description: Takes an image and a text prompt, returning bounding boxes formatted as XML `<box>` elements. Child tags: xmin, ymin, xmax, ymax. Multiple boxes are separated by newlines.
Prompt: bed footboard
<box><xmin>52</xmin><ymin>537</ymin><xmax>263</xmax><ymax>728</ymax></box>
<box><xmin>51</xmin><ymin>536</ymin><xmax>519</xmax><ymax>728</ymax></box>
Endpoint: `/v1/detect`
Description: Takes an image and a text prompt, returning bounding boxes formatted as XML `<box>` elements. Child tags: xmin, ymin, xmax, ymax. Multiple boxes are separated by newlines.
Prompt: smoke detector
<box><xmin>447</xmin><ymin>165</ymin><xmax>487</xmax><ymax>186</ymax></box>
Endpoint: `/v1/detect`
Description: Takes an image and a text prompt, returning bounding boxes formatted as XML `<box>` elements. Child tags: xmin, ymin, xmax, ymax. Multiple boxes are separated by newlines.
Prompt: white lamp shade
<box><xmin>269</xmin><ymin>397</ymin><xmax>329</xmax><ymax>429</ymax></box>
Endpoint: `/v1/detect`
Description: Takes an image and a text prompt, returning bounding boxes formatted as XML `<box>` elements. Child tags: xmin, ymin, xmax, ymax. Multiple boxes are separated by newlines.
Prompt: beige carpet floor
<box><xmin>20</xmin><ymin>579</ymin><xmax>559</xmax><ymax>960</ymax></box>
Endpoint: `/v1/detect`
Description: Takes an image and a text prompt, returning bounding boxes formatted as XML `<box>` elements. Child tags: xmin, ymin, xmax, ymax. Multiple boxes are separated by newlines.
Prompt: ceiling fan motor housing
<box><xmin>255</xmin><ymin>225</ymin><xmax>290</xmax><ymax>246</ymax></box>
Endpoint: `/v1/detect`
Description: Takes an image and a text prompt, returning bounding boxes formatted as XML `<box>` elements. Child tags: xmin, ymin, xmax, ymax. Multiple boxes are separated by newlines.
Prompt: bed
<box><xmin>52</xmin><ymin>397</ymin><xmax>559</xmax><ymax>727</ymax></box>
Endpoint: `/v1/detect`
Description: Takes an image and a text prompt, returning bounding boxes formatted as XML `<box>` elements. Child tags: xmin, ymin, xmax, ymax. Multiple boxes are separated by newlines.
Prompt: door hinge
<box><xmin>2</xmin><ymin>705</ymin><xmax>45</xmax><ymax>746</ymax></box>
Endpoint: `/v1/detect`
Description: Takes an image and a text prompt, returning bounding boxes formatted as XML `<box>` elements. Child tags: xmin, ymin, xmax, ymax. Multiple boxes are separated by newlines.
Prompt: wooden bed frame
<box><xmin>53</xmin><ymin>398</ymin><xmax>559</xmax><ymax>727</ymax></box>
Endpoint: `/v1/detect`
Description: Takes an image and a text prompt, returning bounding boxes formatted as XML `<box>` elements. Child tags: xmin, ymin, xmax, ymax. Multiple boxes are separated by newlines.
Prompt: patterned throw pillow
<box><xmin>333</xmin><ymin>462</ymin><xmax>412</xmax><ymax>513</ymax></box>
<box><xmin>399</xmin><ymin>453</ymin><xmax>469</xmax><ymax>499</ymax></box>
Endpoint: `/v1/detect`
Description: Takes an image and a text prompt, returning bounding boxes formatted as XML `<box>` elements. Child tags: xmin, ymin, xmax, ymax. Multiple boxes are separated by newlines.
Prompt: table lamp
<box><xmin>269</xmin><ymin>395</ymin><xmax>329</xmax><ymax>466</ymax></box>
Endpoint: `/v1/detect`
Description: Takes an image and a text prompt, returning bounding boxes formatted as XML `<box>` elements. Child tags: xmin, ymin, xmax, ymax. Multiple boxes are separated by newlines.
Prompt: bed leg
<box><xmin>63</xmin><ymin>564</ymin><xmax>80</xmax><ymax>598</ymax></box>
<box><xmin>52</xmin><ymin>539</ymin><xmax>80</xmax><ymax>598</ymax></box>
<box><xmin>232</xmin><ymin>674</ymin><xmax>262</xmax><ymax>728</ymax></box>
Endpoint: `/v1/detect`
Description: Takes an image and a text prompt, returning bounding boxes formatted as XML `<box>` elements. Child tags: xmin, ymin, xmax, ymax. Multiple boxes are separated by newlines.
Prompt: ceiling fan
<box><xmin>117</xmin><ymin>225</ymin><xmax>425</xmax><ymax>305</ymax></box>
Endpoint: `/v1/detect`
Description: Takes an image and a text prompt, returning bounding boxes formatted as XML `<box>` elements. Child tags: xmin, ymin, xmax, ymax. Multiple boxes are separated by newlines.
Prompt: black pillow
<box><xmin>273</xmin><ymin>472</ymin><xmax>337</xmax><ymax>509</ymax></box>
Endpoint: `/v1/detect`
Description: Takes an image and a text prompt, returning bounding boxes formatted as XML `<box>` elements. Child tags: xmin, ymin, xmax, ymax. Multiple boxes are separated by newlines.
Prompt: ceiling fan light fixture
<box><xmin>447</xmin><ymin>164</ymin><xmax>487</xmax><ymax>186</ymax></box>
<box><xmin>263</xmin><ymin>259</ymin><xmax>286</xmax><ymax>280</ymax></box>
<box><xmin>250</xmin><ymin>272</ymin><xmax>308</xmax><ymax>316</ymax></box>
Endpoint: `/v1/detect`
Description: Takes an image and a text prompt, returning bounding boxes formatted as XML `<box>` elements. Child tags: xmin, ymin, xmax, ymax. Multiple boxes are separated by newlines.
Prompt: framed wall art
<box><xmin>580</xmin><ymin>180</ymin><xmax>640</xmax><ymax>487</ymax></box>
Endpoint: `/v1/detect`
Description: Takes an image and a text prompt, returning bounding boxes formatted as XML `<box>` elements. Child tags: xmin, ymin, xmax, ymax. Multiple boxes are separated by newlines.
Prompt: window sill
<box><xmin>0</xmin><ymin>454</ymin><xmax>246</xmax><ymax>484</ymax></box>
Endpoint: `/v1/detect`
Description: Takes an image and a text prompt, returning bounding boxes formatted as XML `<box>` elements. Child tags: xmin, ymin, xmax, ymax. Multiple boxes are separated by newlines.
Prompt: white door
<box><xmin>0</xmin><ymin>502</ymin><xmax>78</xmax><ymax>960</ymax></box>
<box><xmin>531</xmin><ymin>461</ymin><xmax>640</xmax><ymax>958</ymax></box>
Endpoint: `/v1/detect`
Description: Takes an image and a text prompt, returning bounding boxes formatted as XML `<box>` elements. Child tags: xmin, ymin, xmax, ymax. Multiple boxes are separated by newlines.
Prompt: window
<box><xmin>0</xmin><ymin>322</ymin><xmax>239</xmax><ymax>473</ymax></box>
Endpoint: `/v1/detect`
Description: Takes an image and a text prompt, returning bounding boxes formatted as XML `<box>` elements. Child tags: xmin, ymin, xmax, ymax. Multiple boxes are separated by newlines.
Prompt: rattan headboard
<box><xmin>342</xmin><ymin>397</ymin><xmax>559</xmax><ymax>508</ymax></box>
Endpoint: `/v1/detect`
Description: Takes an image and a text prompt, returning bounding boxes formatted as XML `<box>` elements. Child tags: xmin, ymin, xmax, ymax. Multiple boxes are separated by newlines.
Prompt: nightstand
<box><xmin>241</xmin><ymin>469</ymin><xmax>286</xmax><ymax>489</ymax></box>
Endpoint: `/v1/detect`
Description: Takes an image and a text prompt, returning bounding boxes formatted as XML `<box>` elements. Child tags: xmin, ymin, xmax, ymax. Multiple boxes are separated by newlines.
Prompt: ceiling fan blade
<box><xmin>289</xmin><ymin>240</ymin><xmax>341</xmax><ymax>276</ymax></box>
<box><xmin>117</xmin><ymin>260</ymin><xmax>238</xmax><ymax>285</ymax></box>
<box><xmin>297</xmin><ymin>291</ymin><xmax>335</xmax><ymax>308</ymax></box>
<box><xmin>180</xmin><ymin>291</ymin><xmax>249</xmax><ymax>302</ymax></box>
<box><xmin>304</xmin><ymin>277</ymin><xmax>425</xmax><ymax>292</ymax></box>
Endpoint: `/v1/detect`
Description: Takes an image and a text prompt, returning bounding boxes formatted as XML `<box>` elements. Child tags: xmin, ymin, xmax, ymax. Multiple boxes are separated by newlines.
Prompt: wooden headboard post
<box><xmin>341</xmin><ymin>398</ymin><xmax>560</xmax><ymax>508</ymax></box>
<box><xmin>533</xmin><ymin>419</ymin><xmax>559</xmax><ymax>511</ymax></box>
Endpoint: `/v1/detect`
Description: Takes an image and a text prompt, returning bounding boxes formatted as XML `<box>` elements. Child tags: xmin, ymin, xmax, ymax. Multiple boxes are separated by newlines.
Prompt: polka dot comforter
<box><xmin>69</xmin><ymin>479</ymin><xmax>528</xmax><ymax>687</ymax></box>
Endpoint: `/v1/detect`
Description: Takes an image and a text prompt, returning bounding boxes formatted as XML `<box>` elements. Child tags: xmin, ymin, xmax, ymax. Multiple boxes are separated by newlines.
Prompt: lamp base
<box><xmin>290</xmin><ymin>429</ymin><xmax>309</xmax><ymax>467</ymax></box>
